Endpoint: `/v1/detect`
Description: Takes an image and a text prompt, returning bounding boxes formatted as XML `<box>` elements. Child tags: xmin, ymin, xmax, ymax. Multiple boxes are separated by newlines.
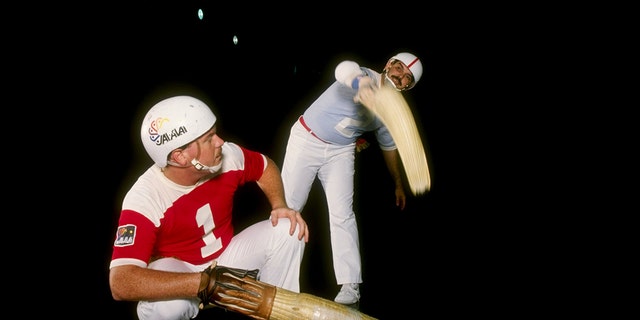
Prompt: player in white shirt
<box><xmin>280</xmin><ymin>52</ymin><xmax>423</xmax><ymax>305</ymax></box>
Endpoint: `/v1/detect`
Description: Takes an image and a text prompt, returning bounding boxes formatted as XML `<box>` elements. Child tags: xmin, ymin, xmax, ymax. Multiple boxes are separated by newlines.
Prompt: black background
<box><xmin>15</xmin><ymin>2</ymin><xmax>545</xmax><ymax>318</ymax></box>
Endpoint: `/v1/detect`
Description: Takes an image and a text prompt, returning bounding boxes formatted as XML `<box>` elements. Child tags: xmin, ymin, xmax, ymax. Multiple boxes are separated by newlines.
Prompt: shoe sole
<box><xmin>336</xmin><ymin>301</ymin><xmax>360</xmax><ymax>310</ymax></box>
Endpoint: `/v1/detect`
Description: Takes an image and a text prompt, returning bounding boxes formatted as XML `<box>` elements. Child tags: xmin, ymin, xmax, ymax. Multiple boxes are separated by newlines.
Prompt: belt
<box><xmin>299</xmin><ymin>116</ymin><xmax>330</xmax><ymax>144</ymax></box>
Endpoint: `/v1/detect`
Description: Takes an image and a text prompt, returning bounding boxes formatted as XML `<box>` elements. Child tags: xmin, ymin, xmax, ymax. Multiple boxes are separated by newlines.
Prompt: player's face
<box><xmin>187</xmin><ymin>126</ymin><xmax>225</xmax><ymax>168</ymax></box>
<box><xmin>384</xmin><ymin>60</ymin><xmax>415</xmax><ymax>91</ymax></box>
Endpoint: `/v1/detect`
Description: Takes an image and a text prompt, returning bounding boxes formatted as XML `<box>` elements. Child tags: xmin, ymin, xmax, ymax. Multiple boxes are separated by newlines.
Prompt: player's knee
<box><xmin>272</xmin><ymin>219</ymin><xmax>304</xmax><ymax>243</ymax></box>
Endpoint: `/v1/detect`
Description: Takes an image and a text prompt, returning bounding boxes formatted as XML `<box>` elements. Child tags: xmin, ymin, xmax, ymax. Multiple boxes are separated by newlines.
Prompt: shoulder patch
<box><xmin>114</xmin><ymin>224</ymin><xmax>136</xmax><ymax>246</ymax></box>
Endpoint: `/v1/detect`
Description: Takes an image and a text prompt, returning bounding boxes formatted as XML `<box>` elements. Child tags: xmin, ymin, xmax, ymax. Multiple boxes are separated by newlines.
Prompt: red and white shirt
<box><xmin>110</xmin><ymin>142</ymin><xmax>266</xmax><ymax>268</ymax></box>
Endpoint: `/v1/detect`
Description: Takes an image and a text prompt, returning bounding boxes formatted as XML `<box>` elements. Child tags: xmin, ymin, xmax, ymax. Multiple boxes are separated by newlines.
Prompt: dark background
<box><xmin>17</xmin><ymin>2</ymin><xmax>546</xmax><ymax>319</ymax></box>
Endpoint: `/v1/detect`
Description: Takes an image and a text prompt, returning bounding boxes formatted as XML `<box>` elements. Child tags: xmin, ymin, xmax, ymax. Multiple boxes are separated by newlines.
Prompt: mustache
<box><xmin>383</xmin><ymin>72</ymin><xmax>403</xmax><ymax>91</ymax></box>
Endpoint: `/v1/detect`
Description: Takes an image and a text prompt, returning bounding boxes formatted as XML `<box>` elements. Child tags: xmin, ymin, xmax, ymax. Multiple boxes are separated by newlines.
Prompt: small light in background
<box><xmin>233</xmin><ymin>35</ymin><xmax>238</xmax><ymax>45</ymax></box>
<box><xmin>198</xmin><ymin>9</ymin><xmax>204</xmax><ymax>20</ymax></box>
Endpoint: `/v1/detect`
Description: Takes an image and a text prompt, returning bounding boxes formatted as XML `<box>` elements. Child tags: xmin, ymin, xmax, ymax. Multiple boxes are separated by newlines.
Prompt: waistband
<box><xmin>299</xmin><ymin>116</ymin><xmax>330</xmax><ymax>144</ymax></box>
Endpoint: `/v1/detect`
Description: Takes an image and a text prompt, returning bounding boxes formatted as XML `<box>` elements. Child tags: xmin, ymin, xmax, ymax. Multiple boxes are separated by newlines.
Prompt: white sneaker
<box><xmin>334</xmin><ymin>283</ymin><xmax>360</xmax><ymax>304</ymax></box>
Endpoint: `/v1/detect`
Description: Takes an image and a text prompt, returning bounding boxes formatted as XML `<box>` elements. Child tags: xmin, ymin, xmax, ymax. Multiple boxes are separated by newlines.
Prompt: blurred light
<box><xmin>233</xmin><ymin>35</ymin><xmax>238</xmax><ymax>45</ymax></box>
<box><xmin>198</xmin><ymin>9</ymin><xmax>204</xmax><ymax>20</ymax></box>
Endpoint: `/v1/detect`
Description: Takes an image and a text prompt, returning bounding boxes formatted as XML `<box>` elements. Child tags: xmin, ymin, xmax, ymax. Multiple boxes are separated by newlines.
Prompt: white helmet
<box><xmin>141</xmin><ymin>95</ymin><xmax>217</xmax><ymax>168</ymax></box>
<box><xmin>390</xmin><ymin>52</ymin><xmax>423</xmax><ymax>89</ymax></box>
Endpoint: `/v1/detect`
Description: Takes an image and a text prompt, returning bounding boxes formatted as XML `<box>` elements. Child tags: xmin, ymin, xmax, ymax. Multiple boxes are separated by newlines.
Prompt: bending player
<box><xmin>279</xmin><ymin>52</ymin><xmax>423</xmax><ymax>305</ymax></box>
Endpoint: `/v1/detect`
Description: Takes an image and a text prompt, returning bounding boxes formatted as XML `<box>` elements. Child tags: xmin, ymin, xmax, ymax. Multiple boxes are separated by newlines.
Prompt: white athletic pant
<box><xmin>137</xmin><ymin>218</ymin><xmax>305</xmax><ymax>320</ymax></box>
<box><xmin>281</xmin><ymin>120</ymin><xmax>362</xmax><ymax>286</ymax></box>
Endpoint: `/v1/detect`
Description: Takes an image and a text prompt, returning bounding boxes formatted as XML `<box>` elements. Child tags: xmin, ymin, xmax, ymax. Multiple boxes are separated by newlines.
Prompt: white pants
<box><xmin>137</xmin><ymin>218</ymin><xmax>305</xmax><ymax>320</ymax></box>
<box><xmin>281</xmin><ymin>120</ymin><xmax>362</xmax><ymax>286</ymax></box>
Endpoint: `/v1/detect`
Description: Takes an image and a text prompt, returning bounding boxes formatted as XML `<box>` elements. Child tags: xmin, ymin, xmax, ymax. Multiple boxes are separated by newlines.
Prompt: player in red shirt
<box><xmin>109</xmin><ymin>95</ymin><xmax>309</xmax><ymax>320</ymax></box>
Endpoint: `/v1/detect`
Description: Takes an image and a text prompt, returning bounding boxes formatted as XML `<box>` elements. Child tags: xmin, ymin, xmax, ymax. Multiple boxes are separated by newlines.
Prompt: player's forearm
<box><xmin>110</xmin><ymin>265</ymin><xmax>200</xmax><ymax>301</ymax></box>
<box><xmin>382</xmin><ymin>149</ymin><xmax>403</xmax><ymax>188</ymax></box>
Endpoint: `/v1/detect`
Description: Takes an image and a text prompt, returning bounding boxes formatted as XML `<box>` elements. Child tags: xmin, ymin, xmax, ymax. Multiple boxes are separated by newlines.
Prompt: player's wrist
<box><xmin>198</xmin><ymin>265</ymin><xmax>215</xmax><ymax>308</ymax></box>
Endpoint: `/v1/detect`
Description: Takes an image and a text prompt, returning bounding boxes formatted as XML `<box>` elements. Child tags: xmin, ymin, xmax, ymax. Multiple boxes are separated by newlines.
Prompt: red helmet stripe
<box><xmin>406</xmin><ymin>57</ymin><xmax>419</xmax><ymax>69</ymax></box>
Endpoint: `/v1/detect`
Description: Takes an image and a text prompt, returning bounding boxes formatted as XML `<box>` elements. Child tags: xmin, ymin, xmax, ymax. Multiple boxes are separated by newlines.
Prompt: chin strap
<box><xmin>189</xmin><ymin>140</ymin><xmax>223</xmax><ymax>173</ymax></box>
<box><xmin>192</xmin><ymin>159</ymin><xmax>222</xmax><ymax>173</ymax></box>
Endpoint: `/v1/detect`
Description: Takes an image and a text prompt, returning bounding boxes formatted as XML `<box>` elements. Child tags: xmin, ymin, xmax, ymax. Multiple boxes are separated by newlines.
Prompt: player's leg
<box><xmin>318</xmin><ymin>146</ymin><xmax>362</xmax><ymax>304</ymax></box>
<box><xmin>281</xmin><ymin>120</ymin><xmax>323</xmax><ymax>212</ymax></box>
<box><xmin>217</xmin><ymin>219</ymin><xmax>305</xmax><ymax>292</ymax></box>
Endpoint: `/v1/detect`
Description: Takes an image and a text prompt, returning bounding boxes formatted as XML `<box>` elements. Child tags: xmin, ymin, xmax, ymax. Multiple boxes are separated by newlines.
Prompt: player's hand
<box><xmin>198</xmin><ymin>262</ymin><xmax>276</xmax><ymax>318</ymax></box>
<box><xmin>353</xmin><ymin>76</ymin><xmax>377</xmax><ymax>108</ymax></box>
<box><xmin>270</xmin><ymin>207</ymin><xmax>309</xmax><ymax>243</ymax></box>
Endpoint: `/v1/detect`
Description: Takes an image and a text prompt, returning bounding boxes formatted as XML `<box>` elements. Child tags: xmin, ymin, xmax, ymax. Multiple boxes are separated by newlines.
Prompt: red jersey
<box><xmin>110</xmin><ymin>142</ymin><xmax>266</xmax><ymax>268</ymax></box>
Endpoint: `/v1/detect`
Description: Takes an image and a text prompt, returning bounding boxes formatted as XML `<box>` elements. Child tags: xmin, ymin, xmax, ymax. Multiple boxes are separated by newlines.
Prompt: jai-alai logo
<box><xmin>148</xmin><ymin>117</ymin><xmax>188</xmax><ymax>146</ymax></box>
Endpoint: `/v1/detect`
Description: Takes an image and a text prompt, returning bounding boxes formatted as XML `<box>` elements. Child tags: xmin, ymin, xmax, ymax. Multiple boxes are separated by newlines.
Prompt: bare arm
<box><xmin>109</xmin><ymin>265</ymin><xmax>201</xmax><ymax>301</ymax></box>
<box><xmin>382</xmin><ymin>149</ymin><xmax>407</xmax><ymax>210</ymax></box>
<box><xmin>256</xmin><ymin>156</ymin><xmax>309</xmax><ymax>242</ymax></box>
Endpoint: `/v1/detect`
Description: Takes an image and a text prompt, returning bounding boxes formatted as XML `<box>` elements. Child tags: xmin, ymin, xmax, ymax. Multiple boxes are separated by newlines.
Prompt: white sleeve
<box><xmin>334</xmin><ymin>60</ymin><xmax>363</xmax><ymax>88</ymax></box>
